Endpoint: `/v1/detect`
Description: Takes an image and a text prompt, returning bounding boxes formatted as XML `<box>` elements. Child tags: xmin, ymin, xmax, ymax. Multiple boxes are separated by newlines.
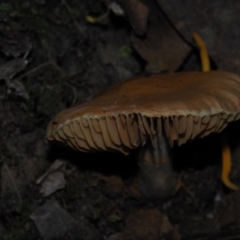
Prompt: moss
<box><xmin>107</xmin><ymin>212</ymin><xmax>123</xmax><ymax>223</ymax></box>
<box><xmin>120</xmin><ymin>45</ymin><xmax>133</xmax><ymax>58</ymax></box>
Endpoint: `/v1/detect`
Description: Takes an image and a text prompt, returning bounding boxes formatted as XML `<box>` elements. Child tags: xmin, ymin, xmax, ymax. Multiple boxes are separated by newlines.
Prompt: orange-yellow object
<box><xmin>86</xmin><ymin>8</ymin><xmax>110</xmax><ymax>24</ymax></box>
<box><xmin>192</xmin><ymin>32</ymin><xmax>210</xmax><ymax>72</ymax></box>
<box><xmin>221</xmin><ymin>136</ymin><xmax>239</xmax><ymax>190</ymax></box>
<box><xmin>193</xmin><ymin>32</ymin><xmax>239</xmax><ymax>191</ymax></box>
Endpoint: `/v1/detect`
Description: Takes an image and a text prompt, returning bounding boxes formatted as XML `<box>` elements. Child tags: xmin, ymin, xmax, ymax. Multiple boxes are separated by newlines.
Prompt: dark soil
<box><xmin>1</xmin><ymin>1</ymin><xmax>240</xmax><ymax>240</ymax></box>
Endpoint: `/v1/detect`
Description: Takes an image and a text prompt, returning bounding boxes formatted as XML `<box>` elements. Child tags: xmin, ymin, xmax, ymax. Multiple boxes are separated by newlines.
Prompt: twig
<box><xmin>18</xmin><ymin>60</ymin><xmax>65</xmax><ymax>80</ymax></box>
<box><xmin>178</xmin><ymin>178</ymin><xmax>200</xmax><ymax>210</ymax></box>
<box><xmin>63</xmin><ymin>82</ymin><xmax>78</xmax><ymax>106</ymax></box>
<box><xmin>62</xmin><ymin>0</ymin><xmax>86</xmax><ymax>37</ymax></box>
<box><xmin>3</xmin><ymin>162</ymin><xmax>22</xmax><ymax>205</ymax></box>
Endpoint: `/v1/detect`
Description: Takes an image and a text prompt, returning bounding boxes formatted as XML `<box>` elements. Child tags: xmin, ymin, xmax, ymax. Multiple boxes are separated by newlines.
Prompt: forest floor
<box><xmin>1</xmin><ymin>1</ymin><xmax>240</xmax><ymax>240</ymax></box>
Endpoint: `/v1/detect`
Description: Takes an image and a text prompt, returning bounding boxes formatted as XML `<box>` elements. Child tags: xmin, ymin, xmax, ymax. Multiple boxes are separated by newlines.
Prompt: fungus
<box><xmin>46</xmin><ymin>69</ymin><xmax>240</xmax><ymax>198</ymax></box>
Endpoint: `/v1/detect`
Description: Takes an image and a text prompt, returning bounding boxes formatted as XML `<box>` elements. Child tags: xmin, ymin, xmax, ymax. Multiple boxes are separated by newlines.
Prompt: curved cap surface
<box><xmin>46</xmin><ymin>71</ymin><xmax>240</xmax><ymax>153</ymax></box>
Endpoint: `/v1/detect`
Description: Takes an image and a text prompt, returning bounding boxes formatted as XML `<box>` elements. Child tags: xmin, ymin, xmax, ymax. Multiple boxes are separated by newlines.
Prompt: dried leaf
<box><xmin>129</xmin><ymin>0</ymin><xmax>191</xmax><ymax>73</ymax></box>
<box><xmin>37</xmin><ymin>159</ymin><xmax>66</xmax><ymax>196</ymax></box>
<box><xmin>40</xmin><ymin>171</ymin><xmax>66</xmax><ymax>197</ymax></box>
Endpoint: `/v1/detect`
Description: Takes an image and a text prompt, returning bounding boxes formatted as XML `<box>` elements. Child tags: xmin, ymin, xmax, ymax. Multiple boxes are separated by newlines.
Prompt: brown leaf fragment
<box><xmin>130</xmin><ymin>0</ymin><xmax>191</xmax><ymax>73</ymax></box>
<box><xmin>122</xmin><ymin>209</ymin><xmax>181</xmax><ymax>240</ymax></box>
<box><xmin>100</xmin><ymin>174</ymin><xmax>124</xmax><ymax>197</ymax></box>
<box><xmin>120</xmin><ymin>0</ymin><xmax>149</xmax><ymax>35</ymax></box>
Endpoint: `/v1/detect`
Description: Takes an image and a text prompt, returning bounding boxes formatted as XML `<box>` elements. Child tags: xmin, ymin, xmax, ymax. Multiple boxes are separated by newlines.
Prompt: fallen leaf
<box><xmin>37</xmin><ymin>159</ymin><xmax>66</xmax><ymax>196</ymax></box>
<box><xmin>125</xmin><ymin>0</ymin><xmax>191</xmax><ymax>73</ymax></box>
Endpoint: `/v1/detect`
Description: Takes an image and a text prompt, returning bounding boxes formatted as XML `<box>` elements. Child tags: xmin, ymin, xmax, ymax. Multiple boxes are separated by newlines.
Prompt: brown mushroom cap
<box><xmin>46</xmin><ymin>71</ymin><xmax>240</xmax><ymax>153</ymax></box>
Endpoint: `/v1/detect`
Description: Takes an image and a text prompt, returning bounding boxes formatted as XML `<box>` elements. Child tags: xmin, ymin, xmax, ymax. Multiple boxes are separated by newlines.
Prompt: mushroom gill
<box><xmin>46</xmin><ymin>70</ymin><xmax>240</xmax><ymax>198</ymax></box>
<box><xmin>47</xmin><ymin>71</ymin><xmax>240</xmax><ymax>148</ymax></box>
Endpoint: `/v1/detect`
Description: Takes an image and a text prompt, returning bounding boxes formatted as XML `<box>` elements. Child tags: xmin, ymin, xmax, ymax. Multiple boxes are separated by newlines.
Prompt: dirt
<box><xmin>1</xmin><ymin>1</ymin><xmax>240</xmax><ymax>240</ymax></box>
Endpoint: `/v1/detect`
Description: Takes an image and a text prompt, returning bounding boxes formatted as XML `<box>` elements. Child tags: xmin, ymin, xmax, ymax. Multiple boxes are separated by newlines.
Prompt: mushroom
<box><xmin>46</xmin><ymin>69</ymin><xmax>240</xmax><ymax>198</ymax></box>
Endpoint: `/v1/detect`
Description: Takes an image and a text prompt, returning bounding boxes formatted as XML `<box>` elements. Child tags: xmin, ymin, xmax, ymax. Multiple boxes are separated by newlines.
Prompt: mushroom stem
<box><xmin>221</xmin><ymin>135</ymin><xmax>239</xmax><ymax>190</ymax></box>
<box><xmin>136</xmin><ymin>131</ymin><xmax>176</xmax><ymax>199</ymax></box>
<box><xmin>192</xmin><ymin>32</ymin><xmax>210</xmax><ymax>72</ymax></box>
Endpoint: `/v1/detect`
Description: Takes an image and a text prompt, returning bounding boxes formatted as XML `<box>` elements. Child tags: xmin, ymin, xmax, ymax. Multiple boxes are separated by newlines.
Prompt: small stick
<box><xmin>3</xmin><ymin>162</ymin><xmax>22</xmax><ymax>205</ymax></box>
<box><xmin>18</xmin><ymin>60</ymin><xmax>64</xmax><ymax>80</ymax></box>
<box><xmin>62</xmin><ymin>0</ymin><xmax>86</xmax><ymax>37</ymax></box>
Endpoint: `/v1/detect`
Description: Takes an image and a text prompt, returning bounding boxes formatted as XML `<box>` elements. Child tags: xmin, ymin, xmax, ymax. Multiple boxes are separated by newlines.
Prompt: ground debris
<box><xmin>37</xmin><ymin>159</ymin><xmax>66</xmax><ymax>196</ymax></box>
<box><xmin>0</xmin><ymin>58</ymin><xmax>28</xmax><ymax>99</ymax></box>
<box><xmin>0</xmin><ymin>28</ymin><xmax>32</xmax><ymax>58</ymax></box>
<box><xmin>108</xmin><ymin>208</ymin><xmax>181</xmax><ymax>240</ymax></box>
<box><xmin>121</xmin><ymin>0</ymin><xmax>191</xmax><ymax>73</ymax></box>
<box><xmin>93</xmin><ymin>173</ymin><xmax>125</xmax><ymax>198</ymax></box>
<box><xmin>120</xmin><ymin>0</ymin><xmax>149</xmax><ymax>35</ymax></box>
<box><xmin>0</xmin><ymin>59</ymin><xmax>27</xmax><ymax>81</ymax></box>
<box><xmin>1</xmin><ymin>1</ymin><xmax>240</xmax><ymax>239</ymax></box>
<box><xmin>1</xmin><ymin>150</ymin><xmax>42</xmax><ymax>200</ymax></box>
<box><xmin>30</xmin><ymin>198</ymin><xmax>78</xmax><ymax>240</ymax></box>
